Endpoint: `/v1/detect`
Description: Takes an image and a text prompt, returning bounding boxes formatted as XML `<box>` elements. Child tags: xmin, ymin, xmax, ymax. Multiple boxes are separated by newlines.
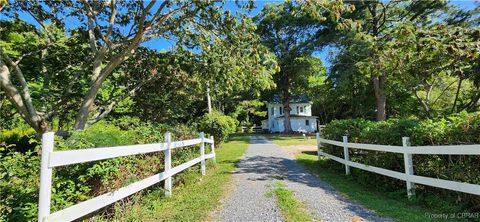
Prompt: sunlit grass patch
<box><xmin>296</xmin><ymin>151</ymin><xmax>464</xmax><ymax>222</ymax></box>
<box><xmin>104</xmin><ymin>136</ymin><xmax>250</xmax><ymax>221</ymax></box>
<box><xmin>267</xmin><ymin>135</ymin><xmax>317</xmax><ymax>146</ymax></box>
<box><xmin>267</xmin><ymin>180</ymin><xmax>315</xmax><ymax>222</ymax></box>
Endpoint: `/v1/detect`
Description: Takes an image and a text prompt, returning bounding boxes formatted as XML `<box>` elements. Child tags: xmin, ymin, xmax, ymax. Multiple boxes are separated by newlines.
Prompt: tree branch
<box><xmin>0</xmin><ymin>48</ymin><xmax>40</xmax><ymax>123</ymax></box>
<box><xmin>0</xmin><ymin>60</ymin><xmax>38</xmax><ymax>129</ymax></box>
<box><xmin>83</xmin><ymin>1</ymin><xmax>100</xmax><ymax>53</ymax></box>
<box><xmin>88</xmin><ymin>75</ymin><xmax>156</xmax><ymax>125</ymax></box>
<box><xmin>104</xmin><ymin>0</ymin><xmax>117</xmax><ymax>45</ymax></box>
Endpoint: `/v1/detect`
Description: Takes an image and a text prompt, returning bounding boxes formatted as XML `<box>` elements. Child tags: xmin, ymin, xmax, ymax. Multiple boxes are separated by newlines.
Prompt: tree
<box><xmin>327</xmin><ymin>0</ymin><xmax>448</xmax><ymax>120</ymax></box>
<box><xmin>0</xmin><ymin>19</ymin><xmax>86</xmax><ymax>133</ymax></box>
<box><xmin>255</xmin><ymin>1</ymin><xmax>331</xmax><ymax>133</ymax></box>
<box><xmin>322</xmin><ymin>0</ymin><xmax>479</xmax><ymax>120</ymax></box>
<box><xmin>386</xmin><ymin>23</ymin><xmax>480</xmax><ymax>117</ymax></box>
<box><xmin>1</xmin><ymin>1</ymin><xmax>274</xmax><ymax>134</ymax></box>
<box><xmin>193</xmin><ymin>14</ymin><xmax>278</xmax><ymax>115</ymax></box>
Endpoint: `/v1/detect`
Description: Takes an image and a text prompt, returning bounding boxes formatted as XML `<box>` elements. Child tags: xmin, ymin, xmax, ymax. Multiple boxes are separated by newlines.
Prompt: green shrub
<box><xmin>66</xmin><ymin>121</ymin><xmax>136</xmax><ymax>148</ymax></box>
<box><xmin>110</xmin><ymin>116</ymin><xmax>197</xmax><ymax>142</ymax></box>
<box><xmin>0</xmin><ymin>120</ymin><xmax>199</xmax><ymax>221</ymax></box>
<box><xmin>198</xmin><ymin>111</ymin><xmax>237</xmax><ymax>144</ymax></box>
<box><xmin>320</xmin><ymin>111</ymin><xmax>480</xmax><ymax>211</ymax></box>
<box><xmin>0</xmin><ymin>127</ymin><xmax>37</xmax><ymax>153</ymax></box>
<box><xmin>0</xmin><ymin>150</ymin><xmax>40</xmax><ymax>221</ymax></box>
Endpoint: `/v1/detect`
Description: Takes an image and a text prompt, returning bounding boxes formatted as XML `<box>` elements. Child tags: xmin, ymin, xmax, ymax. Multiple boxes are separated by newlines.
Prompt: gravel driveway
<box><xmin>213</xmin><ymin>136</ymin><xmax>390</xmax><ymax>222</ymax></box>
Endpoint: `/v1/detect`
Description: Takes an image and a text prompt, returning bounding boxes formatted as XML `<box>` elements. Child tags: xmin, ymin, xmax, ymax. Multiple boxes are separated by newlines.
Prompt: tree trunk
<box><xmin>451</xmin><ymin>77</ymin><xmax>463</xmax><ymax>113</ymax></box>
<box><xmin>372</xmin><ymin>73</ymin><xmax>386</xmax><ymax>121</ymax></box>
<box><xmin>282</xmin><ymin>91</ymin><xmax>293</xmax><ymax>133</ymax></box>
<box><xmin>74</xmin><ymin>54</ymin><xmax>128</xmax><ymax>130</ymax></box>
<box><xmin>369</xmin><ymin>2</ymin><xmax>387</xmax><ymax>121</ymax></box>
<box><xmin>41</xmin><ymin>47</ymin><xmax>50</xmax><ymax>113</ymax></box>
<box><xmin>414</xmin><ymin>82</ymin><xmax>433</xmax><ymax>119</ymax></box>
<box><xmin>415</xmin><ymin>91</ymin><xmax>431</xmax><ymax>119</ymax></box>
<box><xmin>206</xmin><ymin>83</ymin><xmax>212</xmax><ymax>114</ymax></box>
<box><xmin>74</xmin><ymin>78</ymin><xmax>103</xmax><ymax>130</ymax></box>
<box><xmin>74</xmin><ymin>29</ymin><xmax>144</xmax><ymax>130</ymax></box>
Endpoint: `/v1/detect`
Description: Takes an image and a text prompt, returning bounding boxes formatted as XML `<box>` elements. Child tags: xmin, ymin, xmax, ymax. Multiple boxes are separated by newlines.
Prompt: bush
<box><xmin>0</xmin><ymin>127</ymin><xmax>37</xmax><ymax>154</ymax></box>
<box><xmin>0</xmin><ymin>120</ymin><xmax>199</xmax><ymax>221</ymax></box>
<box><xmin>320</xmin><ymin>111</ymin><xmax>480</xmax><ymax>211</ymax></box>
<box><xmin>0</xmin><ymin>150</ymin><xmax>40</xmax><ymax>221</ymax></box>
<box><xmin>198</xmin><ymin>111</ymin><xmax>237</xmax><ymax>144</ymax></box>
<box><xmin>110</xmin><ymin>116</ymin><xmax>196</xmax><ymax>142</ymax></box>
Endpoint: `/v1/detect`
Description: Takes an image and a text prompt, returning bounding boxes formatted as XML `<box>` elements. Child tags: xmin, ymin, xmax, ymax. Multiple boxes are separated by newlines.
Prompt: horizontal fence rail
<box><xmin>38</xmin><ymin>132</ymin><xmax>215</xmax><ymax>222</ymax></box>
<box><xmin>316</xmin><ymin>133</ymin><xmax>480</xmax><ymax>198</ymax></box>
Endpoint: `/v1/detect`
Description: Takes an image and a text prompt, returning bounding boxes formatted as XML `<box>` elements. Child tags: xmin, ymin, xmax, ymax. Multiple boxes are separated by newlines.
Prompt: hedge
<box><xmin>0</xmin><ymin>119</ymin><xmax>201</xmax><ymax>221</ymax></box>
<box><xmin>320</xmin><ymin>111</ymin><xmax>480</xmax><ymax>211</ymax></box>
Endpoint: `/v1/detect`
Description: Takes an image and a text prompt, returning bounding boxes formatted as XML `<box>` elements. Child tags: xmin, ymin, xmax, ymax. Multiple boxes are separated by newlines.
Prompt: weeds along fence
<box><xmin>315</xmin><ymin>133</ymin><xmax>480</xmax><ymax>198</ymax></box>
<box><xmin>38</xmin><ymin>132</ymin><xmax>215</xmax><ymax>222</ymax></box>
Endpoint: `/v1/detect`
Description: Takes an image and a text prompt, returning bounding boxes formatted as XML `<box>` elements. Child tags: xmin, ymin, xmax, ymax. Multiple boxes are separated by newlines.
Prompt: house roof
<box><xmin>270</xmin><ymin>94</ymin><xmax>311</xmax><ymax>104</ymax></box>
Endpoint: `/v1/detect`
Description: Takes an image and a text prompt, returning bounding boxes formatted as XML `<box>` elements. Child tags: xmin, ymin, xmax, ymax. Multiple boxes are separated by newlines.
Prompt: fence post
<box><xmin>316</xmin><ymin>132</ymin><xmax>321</xmax><ymax>160</ymax></box>
<box><xmin>403</xmin><ymin>137</ymin><xmax>415</xmax><ymax>199</ymax></box>
<box><xmin>200</xmin><ymin>132</ymin><xmax>206</xmax><ymax>176</ymax></box>
<box><xmin>38</xmin><ymin>132</ymin><xmax>54</xmax><ymax>222</ymax></box>
<box><xmin>164</xmin><ymin>132</ymin><xmax>172</xmax><ymax>198</ymax></box>
<box><xmin>210</xmin><ymin>135</ymin><xmax>216</xmax><ymax>163</ymax></box>
<box><xmin>343</xmin><ymin>136</ymin><xmax>351</xmax><ymax>175</ymax></box>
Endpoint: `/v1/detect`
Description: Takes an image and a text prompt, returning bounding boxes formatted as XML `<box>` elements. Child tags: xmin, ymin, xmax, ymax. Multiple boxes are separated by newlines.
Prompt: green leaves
<box><xmin>255</xmin><ymin>1</ymin><xmax>330</xmax><ymax>101</ymax></box>
<box><xmin>320</xmin><ymin>112</ymin><xmax>480</xmax><ymax>209</ymax></box>
<box><xmin>198</xmin><ymin>111</ymin><xmax>237</xmax><ymax>144</ymax></box>
<box><xmin>324</xmin><ymin>0</ymin><xmax>480</xmax><ymax>120</ymax></box>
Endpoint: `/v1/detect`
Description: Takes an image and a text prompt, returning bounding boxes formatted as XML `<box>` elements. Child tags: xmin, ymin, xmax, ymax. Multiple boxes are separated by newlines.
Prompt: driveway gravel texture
<box><xmin>214</xmin><ymin>136</ymin><xmax>390</xmax><ymax>222</ymax></box>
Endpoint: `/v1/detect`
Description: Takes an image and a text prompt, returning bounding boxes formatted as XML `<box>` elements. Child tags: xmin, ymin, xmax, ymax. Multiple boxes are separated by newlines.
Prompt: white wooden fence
<box><xmin>315</xmin><ymin>133</ymin><xmax>480</xmax><ymax>198</ymax></box>
<box><xmin>38</xmin><ymin>132</ymin><xmax>215</xmax><ymax>222</ymax></box>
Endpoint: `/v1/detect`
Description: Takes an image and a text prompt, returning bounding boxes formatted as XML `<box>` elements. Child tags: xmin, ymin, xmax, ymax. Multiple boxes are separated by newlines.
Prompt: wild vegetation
<box><xmin>1</xmin><ymin>118</ymin><xmax>196</xmax><ymax>221</ymax></box>
<box><xmin>320</xmin><ymin>112</ymin><xmax>480</xmax><ymax>212</ymax></box>
<box><xmin>0</xmin><ymin>0</ymin><xmax>479</xmax><ymax>221</ymax></box>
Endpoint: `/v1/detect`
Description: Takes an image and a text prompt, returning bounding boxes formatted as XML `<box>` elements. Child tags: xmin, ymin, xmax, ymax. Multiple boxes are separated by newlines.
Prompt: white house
<box><xmin>261</xmin><ymin>95</ymin><xmax>318</xmax><ymax>133</ymax></box>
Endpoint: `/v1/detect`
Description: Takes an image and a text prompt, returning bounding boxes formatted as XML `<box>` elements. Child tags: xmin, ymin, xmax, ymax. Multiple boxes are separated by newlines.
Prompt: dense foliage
<box><xmin>321</xmin><ymin>111</ymin><xmax>480</xmax><ymax>210</ymax></box>
<box><xmin>198</xmin><ymin>111</ymin><xmax>237</xmax><ymax>144</ymax></box>
<box><xmin>0</xmin><ymin>0</ymin><xmax>479</xmax><ymax>220</ymax></box>
<box><xmin>0</xmin><ymin>1</ymin><xmax>276</xmax><ymax>134</ymax></box>
<box><xmin>0</xmin><ymin>119</ymin><xmax>202</xmax><ymax>221</ymax></box>
<box><xmin>315</xmin><ymin>0</ymin><xmax>480</xmax><ymax>122</ymax></box>
<box><xmin>255</xmin><ymin>2</ymin><xmax>331</xmax><ymax>133</ymax></box>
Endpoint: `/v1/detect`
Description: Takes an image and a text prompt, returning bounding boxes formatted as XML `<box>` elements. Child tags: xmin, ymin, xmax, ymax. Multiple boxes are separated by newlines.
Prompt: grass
<box><xmin>267</xmin><ymin>181</ymin><xmax>314</xmax><ymax>222</ymax></box>
<box><xmin>297</xmin><ymin>152</ymin><xmax>431</xmax><ymax>221</ymax></box>
<box><xmin>105</xmin><ymin>136</ymin><xmax>249</xmax><ymax>221</ymax></box>
<box><xmin>266</xmin><ymin>134</ymin><xmax>317</xmax><ymax>146</ymax></box>
<box><xmin>268</xmin><ymin>136</ymin><xmax>465</xmax><ymax>222</ymax></box>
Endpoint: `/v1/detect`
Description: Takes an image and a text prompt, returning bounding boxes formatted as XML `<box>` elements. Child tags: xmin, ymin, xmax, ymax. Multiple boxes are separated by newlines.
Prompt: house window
<box><xmin>280</xmin><ymin>107</ymin><xmax>283</xmax><ymax>115</ymax></box>
<box><xmin>300</xmin><ymin>106</ymin><xmax>304</xmax><ymax>113</ymax></box>
<box><xmin>271</xmin><ymin>107</ymin><xmax>274</xmax><ymax>116</ymax></box>
<box><xmin>305</xmin><ymin>120</ymin><xmax>309</xmax><ymax>126</ymax></box>
<box><xmin>296</xmin><ymin>106</ymin><xmax>299</xmax><ymax>114</ymax></box>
